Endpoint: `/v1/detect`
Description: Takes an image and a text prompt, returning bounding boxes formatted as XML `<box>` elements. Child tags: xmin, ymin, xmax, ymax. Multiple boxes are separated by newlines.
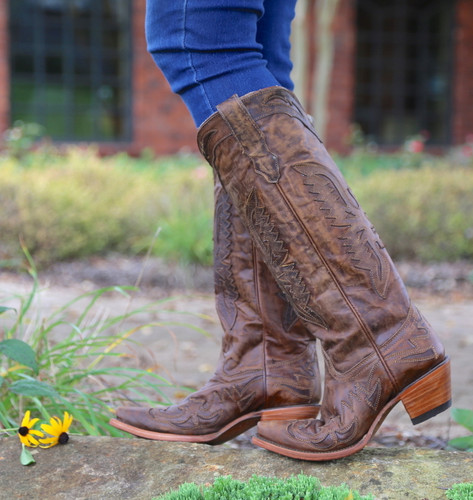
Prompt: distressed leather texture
<box><xmin>197</xmin><ymin>86</ymin><xmax>447</xmax><ymax>453</ymax></box>
<box><xmin>116</xmin><ymin>177</ymin><xmax>321</xmax><ymax>436</ymax></box>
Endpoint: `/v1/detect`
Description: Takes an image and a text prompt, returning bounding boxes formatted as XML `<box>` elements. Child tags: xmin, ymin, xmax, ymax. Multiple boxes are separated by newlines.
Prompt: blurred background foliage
<box><xmin>0</xmin><ymin>129</ymin><xmax>472</xmax><ymax>269</ymax></box>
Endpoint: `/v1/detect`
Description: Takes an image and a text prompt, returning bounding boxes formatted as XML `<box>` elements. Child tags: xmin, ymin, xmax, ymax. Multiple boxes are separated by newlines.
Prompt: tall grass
<box><xmin>0</xmin><ymin>248</ymin><xmax>209</xmax><ymax>437</ymax></box>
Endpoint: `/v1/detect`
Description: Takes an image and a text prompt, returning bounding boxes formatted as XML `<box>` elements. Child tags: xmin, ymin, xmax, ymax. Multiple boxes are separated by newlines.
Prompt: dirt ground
<box><xmin>1</xmin><ymin>256</ymin><xmax>472</xmax><ymax>449</ymax></box>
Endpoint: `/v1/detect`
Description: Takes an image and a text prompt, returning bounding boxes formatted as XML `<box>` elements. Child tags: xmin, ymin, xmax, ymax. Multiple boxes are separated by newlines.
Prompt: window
<box><xmin>354</xmin><ymin>0</ymin><xmax>455</xmax><ymax>146</ymax></box>
<box><xmin>9</xmin><ymin>0</ymin><xmax>132</xmax><ymax>141</ymax></box>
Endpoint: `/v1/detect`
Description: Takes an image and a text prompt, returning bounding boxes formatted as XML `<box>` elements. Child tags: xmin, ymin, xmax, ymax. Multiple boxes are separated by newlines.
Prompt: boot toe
<box><xmin>256</xmin><ymin>419</ymin><xmax>282</xmax><ymax>442</ymax></box>
<box><xmin>257</xmin><ymin>419</ymin><xmax>303</xmax><ymax>449</ymax></box>
<box><xmin>256</xmin><ymin>418</ymin><xmax>328</xmax><ymax>453</ymax></box>
<box><xmin>116</xmin><ymin>406</ymin><xmax>157</xmax><ymax>431</ymax></box>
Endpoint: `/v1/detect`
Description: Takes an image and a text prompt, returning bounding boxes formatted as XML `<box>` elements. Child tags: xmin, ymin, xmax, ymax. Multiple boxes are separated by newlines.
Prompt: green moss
<box><xmin>154</xmin><ymin>474</ymin><xmax>373</xmax><ymax>500</ymax></box>
<box><xmin>446</xmin><ymin>482</ymin><xmax>473</xmax><ymax>500</ymax></box>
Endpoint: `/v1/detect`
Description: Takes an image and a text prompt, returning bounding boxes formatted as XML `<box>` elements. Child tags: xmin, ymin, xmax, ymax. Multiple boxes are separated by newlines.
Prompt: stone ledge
<box><xmin>1</xmin><ymin>436</ymin><xmax>472</xmax><ymax>499</ymax></box>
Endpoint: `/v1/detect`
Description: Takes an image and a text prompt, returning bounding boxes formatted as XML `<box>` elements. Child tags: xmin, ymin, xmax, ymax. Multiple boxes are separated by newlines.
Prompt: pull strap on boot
<box><xmin>198</xmin><ymin>86</ymin><xmax>451</xmax><ymax>459</ymax></box>
<box><xmin>110</xmin><ymin>176</ymin><xmax>321</xmax><ymax>444</ymax></box>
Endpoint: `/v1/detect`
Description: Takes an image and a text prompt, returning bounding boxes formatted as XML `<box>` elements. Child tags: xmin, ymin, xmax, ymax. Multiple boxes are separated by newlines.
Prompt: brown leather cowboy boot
<box><xmin>197</xmin><ymin>86</ymin><xmax>451</xmax><ymax>459</ymax></box>
<box><xmin>109</xmin><ymin>177</ymin><xmax>321</xmax><ymax>444</ymax></box>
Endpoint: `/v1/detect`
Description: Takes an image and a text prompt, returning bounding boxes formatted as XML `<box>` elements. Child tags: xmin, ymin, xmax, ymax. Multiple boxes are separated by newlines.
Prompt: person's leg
<box><xmin>145</xmin><ymin>0</ymin><xmax>283</xmax><ymax>126</ymax></box>
<box><xmin>143</xmin><ymin>0</ymin><xmax>450</xmax><ymax>461</ymax></box>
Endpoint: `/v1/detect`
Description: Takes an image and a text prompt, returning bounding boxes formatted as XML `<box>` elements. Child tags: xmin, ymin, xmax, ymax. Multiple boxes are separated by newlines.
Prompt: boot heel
<box><xmin>260</xmin><ymin>404</ymin><xmax>320</xmax><ymax>421</ymax></box>
<box><xmin>401</xmin><ymin>358</ymin><xmax>451</xmax><ymax>425</ymax></box>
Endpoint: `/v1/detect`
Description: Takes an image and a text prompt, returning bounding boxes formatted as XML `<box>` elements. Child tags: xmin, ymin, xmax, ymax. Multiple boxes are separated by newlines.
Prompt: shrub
<box><xmin>350</xmin><ymin>166</ymin><xmax>473</xmax><ymax>261</ymax></box>
<box><xmin>2</xmin><ymin>120</ymin><xmax>45</xmax><ymax>159</ymax></box>
<box><xmin>149</xmin><ymin>164</ymin><xmax>213</xmax><ymax>265</ymax></box>
<box><xmin>0</xmin><ymin>148</ymin><xmax>213</xmax><ymax>267</ymax></box>
<box><xmin>0</xmin><ymin>147</ymin><xmax>472</xmax><ymax>267</ymax></box>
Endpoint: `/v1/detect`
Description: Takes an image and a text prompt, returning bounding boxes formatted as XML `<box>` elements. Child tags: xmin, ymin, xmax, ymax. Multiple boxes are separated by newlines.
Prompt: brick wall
<box><xmin>120</xmin><ymin>0</ymin><xmax>473</xmax><ymax>155</ymax></box>
<box><xmin>452</xmin><ymin>0</ymin><xmax>473</xmax><ymax>145</ymax></box>
<box><xmin>0</xmin><ymin>0</ymin><xmax>9</xmax><ymax>136</ymax></box>
<box><xmin>127</xmin><ymin>0</ymin><xmax>197</xmax><ymax>156</ymax></box>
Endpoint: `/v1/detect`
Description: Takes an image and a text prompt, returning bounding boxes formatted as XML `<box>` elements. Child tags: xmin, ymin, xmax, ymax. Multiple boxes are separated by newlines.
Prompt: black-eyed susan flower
<box><xmin>17</xmin><ymin>410</ymin><xmax>44</xmax><ymax>447</ymax></box>
<box><xmin>39</xmin><ymin>411</ymin><xmax>73</xmax><ymax>448</ymax></box>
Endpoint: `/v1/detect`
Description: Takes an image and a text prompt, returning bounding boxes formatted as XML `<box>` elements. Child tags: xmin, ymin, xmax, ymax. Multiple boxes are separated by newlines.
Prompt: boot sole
<box><xmin>108</xmin><ymin>404</ymin><xmax>320</xmax><ymax>445</ymax></box>
<box><xmin>252</xmin><ymin>358</ymin><xmax>451</xmax><ymax>461</ymax></box>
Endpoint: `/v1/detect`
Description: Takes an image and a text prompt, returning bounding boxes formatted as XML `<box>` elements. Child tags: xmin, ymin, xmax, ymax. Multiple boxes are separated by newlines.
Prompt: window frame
<box><xmin>8</xmin><ymin>0</ymin><xmax>133</xmax><ymax>142</ymax></box>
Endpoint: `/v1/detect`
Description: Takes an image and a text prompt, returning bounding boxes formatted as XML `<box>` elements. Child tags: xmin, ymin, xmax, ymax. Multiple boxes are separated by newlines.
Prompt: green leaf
<box><xmin>20</xmin><ymin>444</ymin><xmax>36</xmax><ymax>466</ymax></box>
<box><xmin>448</xmin><ymin>435</ymin><xmax>473</xmax><ymax>451</ymax></box>
<box><xmin>0</xmin><ymin>339</ymin><xmax>38</xmax><ymax>374</ymax></box>
<box><xmin>9</xmin><ymin>379</ymin><xmax>58</xmax><ymax>398</ymax></box>
<box><xmin>451</xmin><ymin>408</ymin><xmax>473</xmax><ymax>433</ymax></box>
<box><xmin>0</xmin><ymin>306</ymin><xmax>15</xmax><ymax>315</ymax></box>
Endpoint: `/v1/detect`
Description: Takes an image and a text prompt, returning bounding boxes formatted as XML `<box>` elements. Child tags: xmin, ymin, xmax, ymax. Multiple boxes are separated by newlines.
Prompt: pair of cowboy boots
<box><xmin>112</xmin><ymin>86</ymin><xmax>451</xmax><ymax>461</ymax></box>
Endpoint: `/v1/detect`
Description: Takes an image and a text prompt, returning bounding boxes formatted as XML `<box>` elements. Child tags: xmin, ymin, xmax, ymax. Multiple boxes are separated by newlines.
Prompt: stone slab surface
<box><xmin>1</xmin><ymin>437</ymin><xmax>472</xmax><ymax>499</ymax></box>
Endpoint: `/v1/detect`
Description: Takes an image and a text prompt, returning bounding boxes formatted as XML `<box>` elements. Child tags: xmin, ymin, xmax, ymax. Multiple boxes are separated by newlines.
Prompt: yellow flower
<box><xmin>39</xmin><ymin>411</ymin><xmax>73</xmax><ymax>448</ymax></box>
<box><xmin>17</xmin><ymin>410</ymin><xmax>44</xmax><ymax>447</ymax></box>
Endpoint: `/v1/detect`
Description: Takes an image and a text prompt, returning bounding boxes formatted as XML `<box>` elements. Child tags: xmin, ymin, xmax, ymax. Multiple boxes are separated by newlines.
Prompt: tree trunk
<box><xmin>312</xmin><ymin>0</ymin><xmax>340</xmax><ymax>139</ymax></box>
<box><xmin>291</xmin><ymin>0</ymin><xmax>310</xmax><ymax>108</ymax></box>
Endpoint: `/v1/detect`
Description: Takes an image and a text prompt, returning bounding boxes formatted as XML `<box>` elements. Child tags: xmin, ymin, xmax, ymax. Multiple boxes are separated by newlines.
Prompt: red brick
<box><xmin>452</xmin><ymin>0</ymin><xmax>473</xmax><ymax>144</ymax></box>
<box><xmin>124</xmin><ymin>0</ymin><xmax>197</xmax><ymax>156</ymax></box>
<box><xmin>0</xmin><ymin>0</ymin><xmax>9</xmax><ymax>137</ymax></box>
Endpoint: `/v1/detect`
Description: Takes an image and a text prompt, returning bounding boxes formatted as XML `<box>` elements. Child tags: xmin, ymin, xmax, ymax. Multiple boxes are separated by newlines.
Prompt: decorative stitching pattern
<box><xmin>244</xmin><ymin>189</ymin><xmax>327</xmax><ymax>329</ymax></box>
<box><xmin>322</xmin><ymin>349</ymin><xmax>383</xmax><ymax>413</ymax></box>
<box><xmin>217</xmin><ymin>96</ymin><xmax>280</xmax><ymax>183</ymax></box>
<box><xmin>270</xmin><ymin>346</ymin><xmax>318</xmax><ymax>401</ymax></box>
<box><xmin>383</xmin><ymin>305</ymin><xmax>439</xmax><ymax>365</ymax></box>
<box><xmin>285</xmin><ymin>350</ymin><xmax>384</xmax><ymax>451</ymax></box>
<box><xmin>157</xmin><ymin>393</ymin><xmax>224</xmax><ymax>429</ymax></box>
<box><xmin>322</xmin><ymin>346</ymin><xmax>376</xmax><ymax>381</ymax></box>
<box><xmin>294</xmin><ymin>162</ymin><xmax>391</xmax><ymax>299</ymax></box>
<box><xmin>262</xmin><ymin>90</ymin><xmax>323</xmax><ymax>142</ymax></box>
<box><xmin>152</xmin><ymin>375</ymin><xmax>261</xmax><ymax>432</ymax></box>
<box><xmin>214</xmin><ymin>189</ymin><xmax>239</xmax><ymax>330</ymax></box>
<box><xmin>222</xmin><ymin>380</ymin><xmax>259</xmax><ymax>414</ymax></box>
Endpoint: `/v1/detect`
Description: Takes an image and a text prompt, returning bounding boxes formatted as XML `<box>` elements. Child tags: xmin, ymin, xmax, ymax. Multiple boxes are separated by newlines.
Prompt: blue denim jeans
<box><xmin>145</xmin><ymin>0</ymin><xmax>297</xmax><ymax>126</ymax></box>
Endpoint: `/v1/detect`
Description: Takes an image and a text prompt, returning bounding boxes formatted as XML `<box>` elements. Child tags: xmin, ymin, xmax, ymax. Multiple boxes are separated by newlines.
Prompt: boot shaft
<box><xmin>212</xmin><ymin>177</ymin><xmax>320</xmax><ymax>408</ymax></box>
<box><xmin>199</xmin><ymin>87</ymin><xmax>445</xmax><ymax>393</ymax></box>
